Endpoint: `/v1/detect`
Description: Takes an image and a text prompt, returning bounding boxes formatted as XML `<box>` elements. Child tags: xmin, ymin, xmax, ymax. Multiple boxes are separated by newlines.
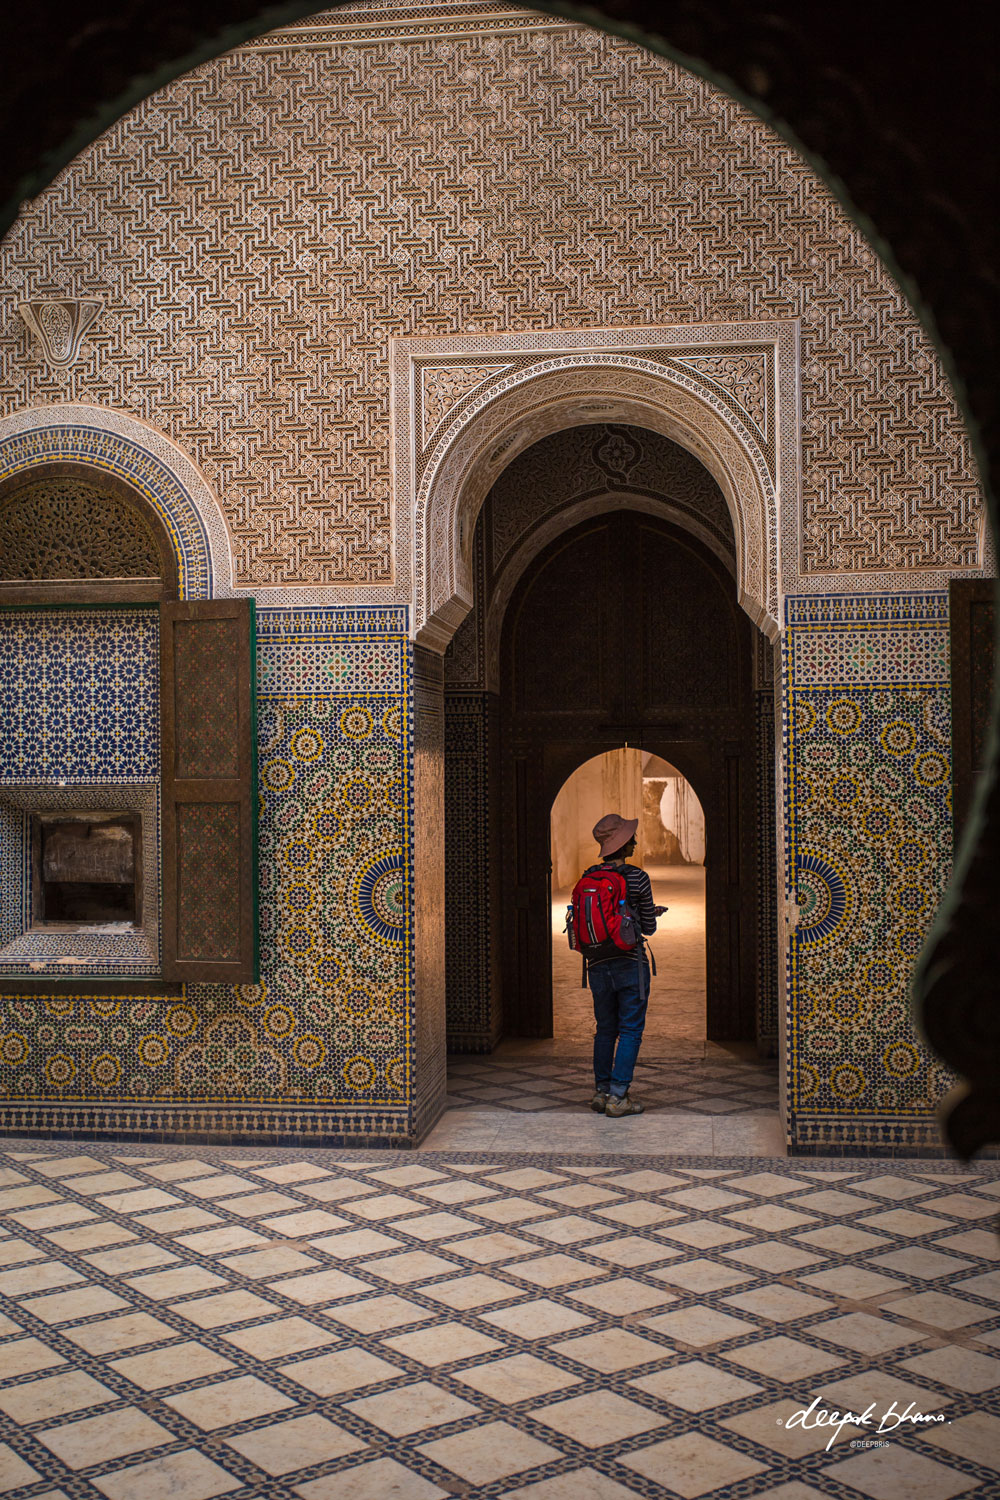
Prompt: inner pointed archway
<box><xmin>550</xmin><ymin>748</ymin><xmax>708</xmax><ymax>1045</ymax></box>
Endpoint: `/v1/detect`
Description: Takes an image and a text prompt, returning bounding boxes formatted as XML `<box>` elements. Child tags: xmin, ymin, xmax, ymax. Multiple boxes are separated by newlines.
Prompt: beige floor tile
<box><xmin>94</xmin><ymin>1448</ymin><xmax>239</xmax><ymax>1500</ymax></box>
<box><xmin>0</xmin><ymin>1238</ymin><xmax>47</xmax><ymax>1266</ymax></box>
<box><xmin>37</xmin><ymin>1408</ymin><xmax>174</xmax><ymax>1470</ymax></box>
<box><xmin>126</xmin><ymin>1265</ymin><xmax>229</xmax><ymax>1301</ymax></box>
<box><xmin>794</xmin><ymin>1226</ymin><xmax>891</xmax><ymax>1255</ymax></box>
<box><xmin>822</xmin><ymin>1445</ymin><xmax>974</xmax><ymax>1500</ymax></box>
<box><xmin>530</xmin><ymin>1389</ymin><xmax>664</xmax><ymax>1446</ymax></box>
<box><xmin>269</xmin><ymin>1268</ymin><xmax>372</xmax><ymax>1305</ymax></box>
<box><xmin>45</xmin><ymin>1223</ymin><xmax>137</xmax><ymax>1253</ymax></box>
<box><xmin>922</xmin><ymin>1411</ymin><xmax>1000</xmax><ymax>1469</ymax></box>
<box><xmin>656</xmin><ymin>1221</ymin><xmax>749</xmax><ymax>1249</ymax></box>
<box><xmin>727</xmin><ymin>1335</ymin><xmax>847</xmax><ymax>1381</ymax></box>
<box><xmin>294</xmin><ymin>1456</ymin><xmax>447</xmax><ymax>1500</ymax></box>
<box><xmin>344</xmin><ymin>1379</ymin><xmax>479</xmax><ymax>1436</ymax></box>
<box><xmin>640</xmin><ymin>1306</ymin><xmax>756</xmax><ymax>1346</ymax></box>
<box><xmin>858</xmin><ymin>1209</ymin><xmax>957</xmax><ymax>1238</ymax></box>
<box><xmin>603</xmin><ymin>1170</ymin><xmax>688</xmax><ymax>1191</ymax></box>
<box><xmin>419</xmin><ymin>1273</ymin><xmax>517</xmax><ymax>1310</ymax></box>
<box><xmin>921</xmin><ymin>1192</ymin><xmax>998</xmax><ymax>1220</ymax></box>
<box><xmin>0</xmin><ymin>1261</ymin><xmax>85</xmax><ymax>1296</ymax></box>
<box><xmin>725</xmin><ymin>1241</ymin><xmax>825</xmax><ymax>1272</ymax></box>
<box><xmin>653</xmin><ymin>1260</ymin><xmax>753</xmax><ymax>1295</ymax></box>
<box><xmin>539</xmin><ymin>1184</ymin><xmax>623</xmax><ymax>1209</ymax></box>
<box><xmin>66</xmin><ymin>1172</ymin><xmax>143</xmax><ymax>1195</ymax></box>
<box><xmin>140</xmin><ymin>1160</ymin><xmax>221</xmax><ymax>1183</ymax></box>
<box><xmin>226</xmin><ymin>1413</ymin><xmax>366</xmax><ymax>1475</ymax></box>
<box><xmin>470</xmin><ymin>1197</ymin><xmax>557</xmax><ymax>1225</ymax></box>
<box><xmin>34</xmin><ymin>1155</ymin><xmax>106</xmax><ymax>1178</ymax></box>
<box><xmin>0</xmin><ymin>1443</ymin><xmax>40</xmax><ymax>1492</ymax></box>
<box><xmin>620</xmin><ymin>1431</ymin><xmax>766</xmax><ymax>1495</ymax></box>
<box><xmin>297</xmin><ymin>1178</ymin><xmax>379</xmax><ymax>1203</ymax></box>
<box><xmin>259</xmin><ymin>1210</ymin><xmax>350</xmax><ymax>1238</ymax></box>
<box><xmin>0</xmin><ymin>1370</ymin><xmax>116</xmax><ymax>1424</ymax></box>
<box><xmin>280</xmin><ymin>1347</ymin><xmax>404</xmax><ymax>1396</ymax></box>
<box><xmin>818</xmin><ymin>1370</ymin><xmax>955</xmax><ymax>1419</ymax></box>
<box><xmin>330</xmin><ymin>1294</ymin><xmax>434</xmax><ymax>1333</ymax></box>
<box><xmin>954</xmin><ymin>1269</ymin><xmax>1000</xmax><ymax>1301</ymax></box>
<box><xmin>485</xmin><ymin>1169</ymin><xmax>567</xmax><ymax>1190</ymax></box>
<box><xmin>368</xmin><ymin>1165</ymin><xmax>447</xmax><ymax>1188</ymax></box>
<box><xmin>508</xmin><ymin>1253</ymin><xmax>598</xmax><ymax>1288</ymax></box>
<box><xmin>553</xmin><ymin>1328</ymin><xmax>666</xmax><ymax>1372</ymax></box>
<box><xmin>85</xmin><ymin>1244</ymin><xmax>180</xmax><ymax>1275</ymax></box>
<box><xmin>504</xmin><ymin>1467</ymin><xmax>648</xmax><ymax>1500</ymax></box>
<box><xmin>632</xmin><ymin>1359</ymin><xmax>762</xmax><ymax>1411</ymax></box>
<box><xmin>0</xmin><ymin>1313</ymin><xmax>20</xmax><ymax>1336</ymax></box>
<box><xmin>21</xmin><ymin>1285</ymin><xmax>129</xmax><ymax>1324</ymax></box>
<box><xmin>478</xmin><ymin>1298</ymin><xmax>593</xmax><ymax>1340</ymax></box>
<box><xmin>859</xmin><ymin>1175</ymin><xmax>934</xmax><ymax>1201</ymax></box>
<box><xmin>786</xmin><ymin>1189</ymin><xmax>878</xmax><ymax>1216</ymax></box>
<box><xmin>455</xmin><ymin>1352</ymin><xmax>581</xmax><ymax>1403</ymax></box>
<box><xmin>724</xmin><ymin>1205</ymin><xmax>819</xmax><ymax>1232</ymax></box>
<box><xmin>96</xmin><ymin>1188</ymin><xmax>181</xmax><ymax>1214</ymax></box>
<box><xmin>220</xmin><ymin>1247</ymin><xmax>318</xmax><ymax>1280</ymax></box>
<box><xmin>417</xmin><ymin>1420</ymin><xmax>562</xmax><ymax>1484</ymax></box>
<box><xmin>347</xmin><ymin>1193</ymin><xmax>426</xmax><ymax>1221</ymax></box>
<box><xmin>0</xmin><ymin>1167</ymin><xmax>26</xmax><ymax>1186</ymax></box>
<box><xmin>383</xmin><ymin>1320</ymin><xmax>503</xmax><ymax>1366</ymax></box>
<box><xmin>728</xmin><ymin>1397</ymin><xmax>865</xmax><ymax>1458</ymax></box>
<box><xmin>253</xmin><ymin>1162</ymin><xmax>333</xmax><ymax>1184</ymax></box>
<box><xmin>663</xmin><ymin>1185</ymin><xmax>749</xmax><ymax>1211</ymax></box>
<box><xmin>799</xmin><ymin>1266</ymin><xmax>908</xmax><ymax>1300</ymax></box>
<box><xmin>886</xmin><ymin>1291</ymin><xmax>987</xmax><ymax>1329</ymax></box>
<box><xmin>592</xmin><ymin>1199</ymin><xmax>685</xmax><ymax>1228</ymax></box>
<box><xmin>360</xmin><ymin>1250</ymin><xmax>460</xmax><ymax>1282</ymax></box>
<box><xmin>0</xmin><ymin>1185</ymin><xmax>61</xmax><ymax>1212</ymax></box>
<box><xmin>221</xmin><ymin>1316</ymin><xmax>332</xmax><ymax>1360</ymax></box>
<box><xmin>809</xmin><ymin>1311</ymin><xmax>925</xmax><ymax>1355</ymax></box>
<box><xmin>181</xmin><ymin>1173</ymin><xmax>258</xmax><ymax>1199</ymax></box>
<box><xmin>441</xmin><ymin>1234</ymin><xmax>535</xmax><ymax>1265</ymax></box>
<box><xmin>584</xmin><ymin>1234</ymin><xmax>677</xmax><ymax>1267</ymax></box>
<box><xmin>10</xmin><ymin>1204</ymin><xmax>98</xmax><ymax>1230</ymax></box>
<box><xmin>166</xmin><ymin>1374</ymin><xmax>296</xmax><ymax>1429</ymax></box>
<box><xmin>933</xmin><ymin>1228</ymin><xmax>1000</xmax><ymax>1258</ymax></box>
<box><xmin>174</xmin><ymin>1226</ymin><xmax>267</xmax><ymax>1256</ymax></box>
<box><xmin>900</xmin><ymin>1343</ymin><xmax>1000</xmax><ymax>1393</ymax></box>
<box><xmin>216</xmin><ymin>1191</ymin><xmax>302</xmax><ymax>1219</ymax></box>
<box><xmin>389</xmin><ymin>1211</ymin><xmax>481</xmax><ymax>1241</ymax></box>
<box><xmin>570</xmin><ymin>1277</ymin><xmax>673</xmax><ymax>1315</ymax></box>
<box><xmin>172</xmin><ymin>1289</ymin><xmax>280</xmax><ymax>1328</ymax></box>
<box><xmin>723</xmin><ymin>1285</ymin><xmax>834</xmax><ymax>1322</ymax></box>
<box><xmin>63</xmin><ymin>1311</ymin><xmax>177</xmax><ymax>1355</ymax></box>
<box><xmin>723</xmin><ymin>1171</ymin><xmax>800</xmax><ymax>1196</ymax></box>
<box><xmin>134</xmin><ymin>1208</ymin><xmax>221</xmax><ymax>1233</ymax></box>
<box><xmin>310</xmin><ymin>1229</ymin><xmax>403</xmax><ymax>1260</ymax></box>
<box><xmin>110</xmin><ymin>1340</ymin><xmax>236</xmax><ymax>1390</ymax></box>
<box><xmin>523</xmin><ymin>1215</ymin><xmax>608</xmax><ymax>1246</ymax></box>
<box><xmin>415</xmin><ymin>1180</ymin><xmax>498</xmax><ymax>1205</ymax></box>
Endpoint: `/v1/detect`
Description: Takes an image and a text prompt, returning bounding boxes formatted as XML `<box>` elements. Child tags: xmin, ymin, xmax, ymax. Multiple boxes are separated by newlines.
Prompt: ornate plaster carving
<box><xmin>18</xmin><ymin>298</ymin><xmax>101</xmax><ymax>370</ymax></box>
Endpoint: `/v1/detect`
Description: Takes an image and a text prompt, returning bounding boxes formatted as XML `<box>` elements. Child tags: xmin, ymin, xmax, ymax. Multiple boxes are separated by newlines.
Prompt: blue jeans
<box><xmin>589</xmin><ymin>954</ymin><xmax>649</xmax><ymax>1098</ymax></box>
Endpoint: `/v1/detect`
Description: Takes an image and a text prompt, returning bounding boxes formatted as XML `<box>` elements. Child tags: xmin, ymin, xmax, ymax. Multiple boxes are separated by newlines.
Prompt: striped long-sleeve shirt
<box><xmin>582</xmin><ymin>859</ymin><xmax>658</xmax><ymax>966</ymax></box>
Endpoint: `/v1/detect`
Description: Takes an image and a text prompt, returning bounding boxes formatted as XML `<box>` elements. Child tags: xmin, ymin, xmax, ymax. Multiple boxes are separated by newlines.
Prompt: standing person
<box><xmin>580</xmin><ymin>813</ymin><xmax>665</xmax><ymax>1117</ymax></box>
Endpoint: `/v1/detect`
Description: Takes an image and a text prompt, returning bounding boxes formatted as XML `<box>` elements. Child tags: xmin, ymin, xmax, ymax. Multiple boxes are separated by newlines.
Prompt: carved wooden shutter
<box><xmin>160</xmin><ymin>599</ymin><xmax>258</xmax><ymax>983</ymax></box>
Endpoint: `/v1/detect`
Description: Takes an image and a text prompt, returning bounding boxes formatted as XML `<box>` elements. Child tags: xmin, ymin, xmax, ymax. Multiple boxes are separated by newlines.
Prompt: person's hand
<box><xmin>653</xmin><ymin>904</ymin><xmax>668</xmax><ymax>916</ymax></box>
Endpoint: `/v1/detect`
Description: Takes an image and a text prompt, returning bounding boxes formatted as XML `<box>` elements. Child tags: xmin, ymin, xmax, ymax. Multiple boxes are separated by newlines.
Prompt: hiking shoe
<box><xmin>606</xmin><ymin>1093</ymin><xmax>644</xmax><ymax>1117</ymax></box>
<box><xmin>590</xmin><ymin>1091</ymin><xmax>609</xmax><ymax>1113</ymax></box>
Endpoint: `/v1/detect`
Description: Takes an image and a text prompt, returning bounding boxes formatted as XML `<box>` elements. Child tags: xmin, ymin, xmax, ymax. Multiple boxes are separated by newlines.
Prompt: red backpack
<box><xmin>567</xmin><ymin>863</ymin><xmax>639</xmax><ymax>954</ymax></box>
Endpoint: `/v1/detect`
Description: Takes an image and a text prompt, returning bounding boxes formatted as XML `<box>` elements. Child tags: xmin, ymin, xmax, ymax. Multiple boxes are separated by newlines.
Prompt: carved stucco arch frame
<box><xmin>0</xmin><ymin>403</ymin><xmax>234</xmax><ymax>600</ymax></box>
<box><xmin>407</xmin><ymin>333</ymin><xmax>792</xmax><ymax>651</ymax></box>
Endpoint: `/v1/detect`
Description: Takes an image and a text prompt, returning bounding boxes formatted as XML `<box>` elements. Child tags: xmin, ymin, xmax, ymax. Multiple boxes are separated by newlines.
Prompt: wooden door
<box><xmin>500</xmin><ymin>512</ymin><xmax>757</xmax><ymax>1040</ymax></box>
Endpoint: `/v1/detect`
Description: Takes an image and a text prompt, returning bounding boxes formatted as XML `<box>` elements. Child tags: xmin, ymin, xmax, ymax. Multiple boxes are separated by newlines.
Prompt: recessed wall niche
<box><xmin>0</xmin><ymin>784</ymin><xmax>159</xmax><ymax>976</ymax></box>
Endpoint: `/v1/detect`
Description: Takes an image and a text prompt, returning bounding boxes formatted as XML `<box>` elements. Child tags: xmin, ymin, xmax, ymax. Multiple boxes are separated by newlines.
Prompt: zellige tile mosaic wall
<box><xmin>0</xmin><ymin>609</ymin><xmax>416</xmax><ymax>1145</ymax></box>
<box><xmin>784</xmin><ymin>594</ymin><xmax>955</xmax><ymax>1153</ymax></box>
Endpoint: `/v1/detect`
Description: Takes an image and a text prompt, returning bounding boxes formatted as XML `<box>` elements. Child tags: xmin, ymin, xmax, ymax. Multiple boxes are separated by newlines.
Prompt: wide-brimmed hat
<box><xmin>592</xmin><ymin>813</ymin><xmax>638</xmax><ymax>858</ymax></box>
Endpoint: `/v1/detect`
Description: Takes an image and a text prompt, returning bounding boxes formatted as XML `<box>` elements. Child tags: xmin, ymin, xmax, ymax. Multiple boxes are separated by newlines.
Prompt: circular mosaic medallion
<box><xmin>349</xmin><ymin>849</ymin><xmax>407</xmax><ymax>950</ymax></box>
<box><xmin>793</xmin><ymin>850</ymin><xmax>854</xmax><ymax>947</ymax></box>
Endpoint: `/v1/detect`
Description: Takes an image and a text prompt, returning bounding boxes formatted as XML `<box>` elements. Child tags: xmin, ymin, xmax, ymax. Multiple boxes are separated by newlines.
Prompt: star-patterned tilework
<box><xmin>0</xmin><ymin>1138</ymin><xmax>997</xmax><ymax>1498</ymax></box>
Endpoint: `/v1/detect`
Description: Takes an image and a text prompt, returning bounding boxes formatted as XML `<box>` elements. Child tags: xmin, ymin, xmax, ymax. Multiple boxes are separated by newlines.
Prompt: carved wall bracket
<box><xmin>18</xmin><ymin>297</ymin><xmax>102</xmax><ymax>369</ymax></box>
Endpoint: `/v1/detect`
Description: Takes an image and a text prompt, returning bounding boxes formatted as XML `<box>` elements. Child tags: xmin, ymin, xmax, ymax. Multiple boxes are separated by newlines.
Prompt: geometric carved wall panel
<box><xmin>0</xmin><ymin>4</ymin><xmax>982</xmax><ymax>595</ymax></box>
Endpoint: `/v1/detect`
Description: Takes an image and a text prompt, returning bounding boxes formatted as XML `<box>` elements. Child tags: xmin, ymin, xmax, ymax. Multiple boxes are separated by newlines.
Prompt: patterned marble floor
<box><xmin>1</xmin><ymin>1139</ymin><xmax>998</xmax><ymax>1499</ymax></box>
